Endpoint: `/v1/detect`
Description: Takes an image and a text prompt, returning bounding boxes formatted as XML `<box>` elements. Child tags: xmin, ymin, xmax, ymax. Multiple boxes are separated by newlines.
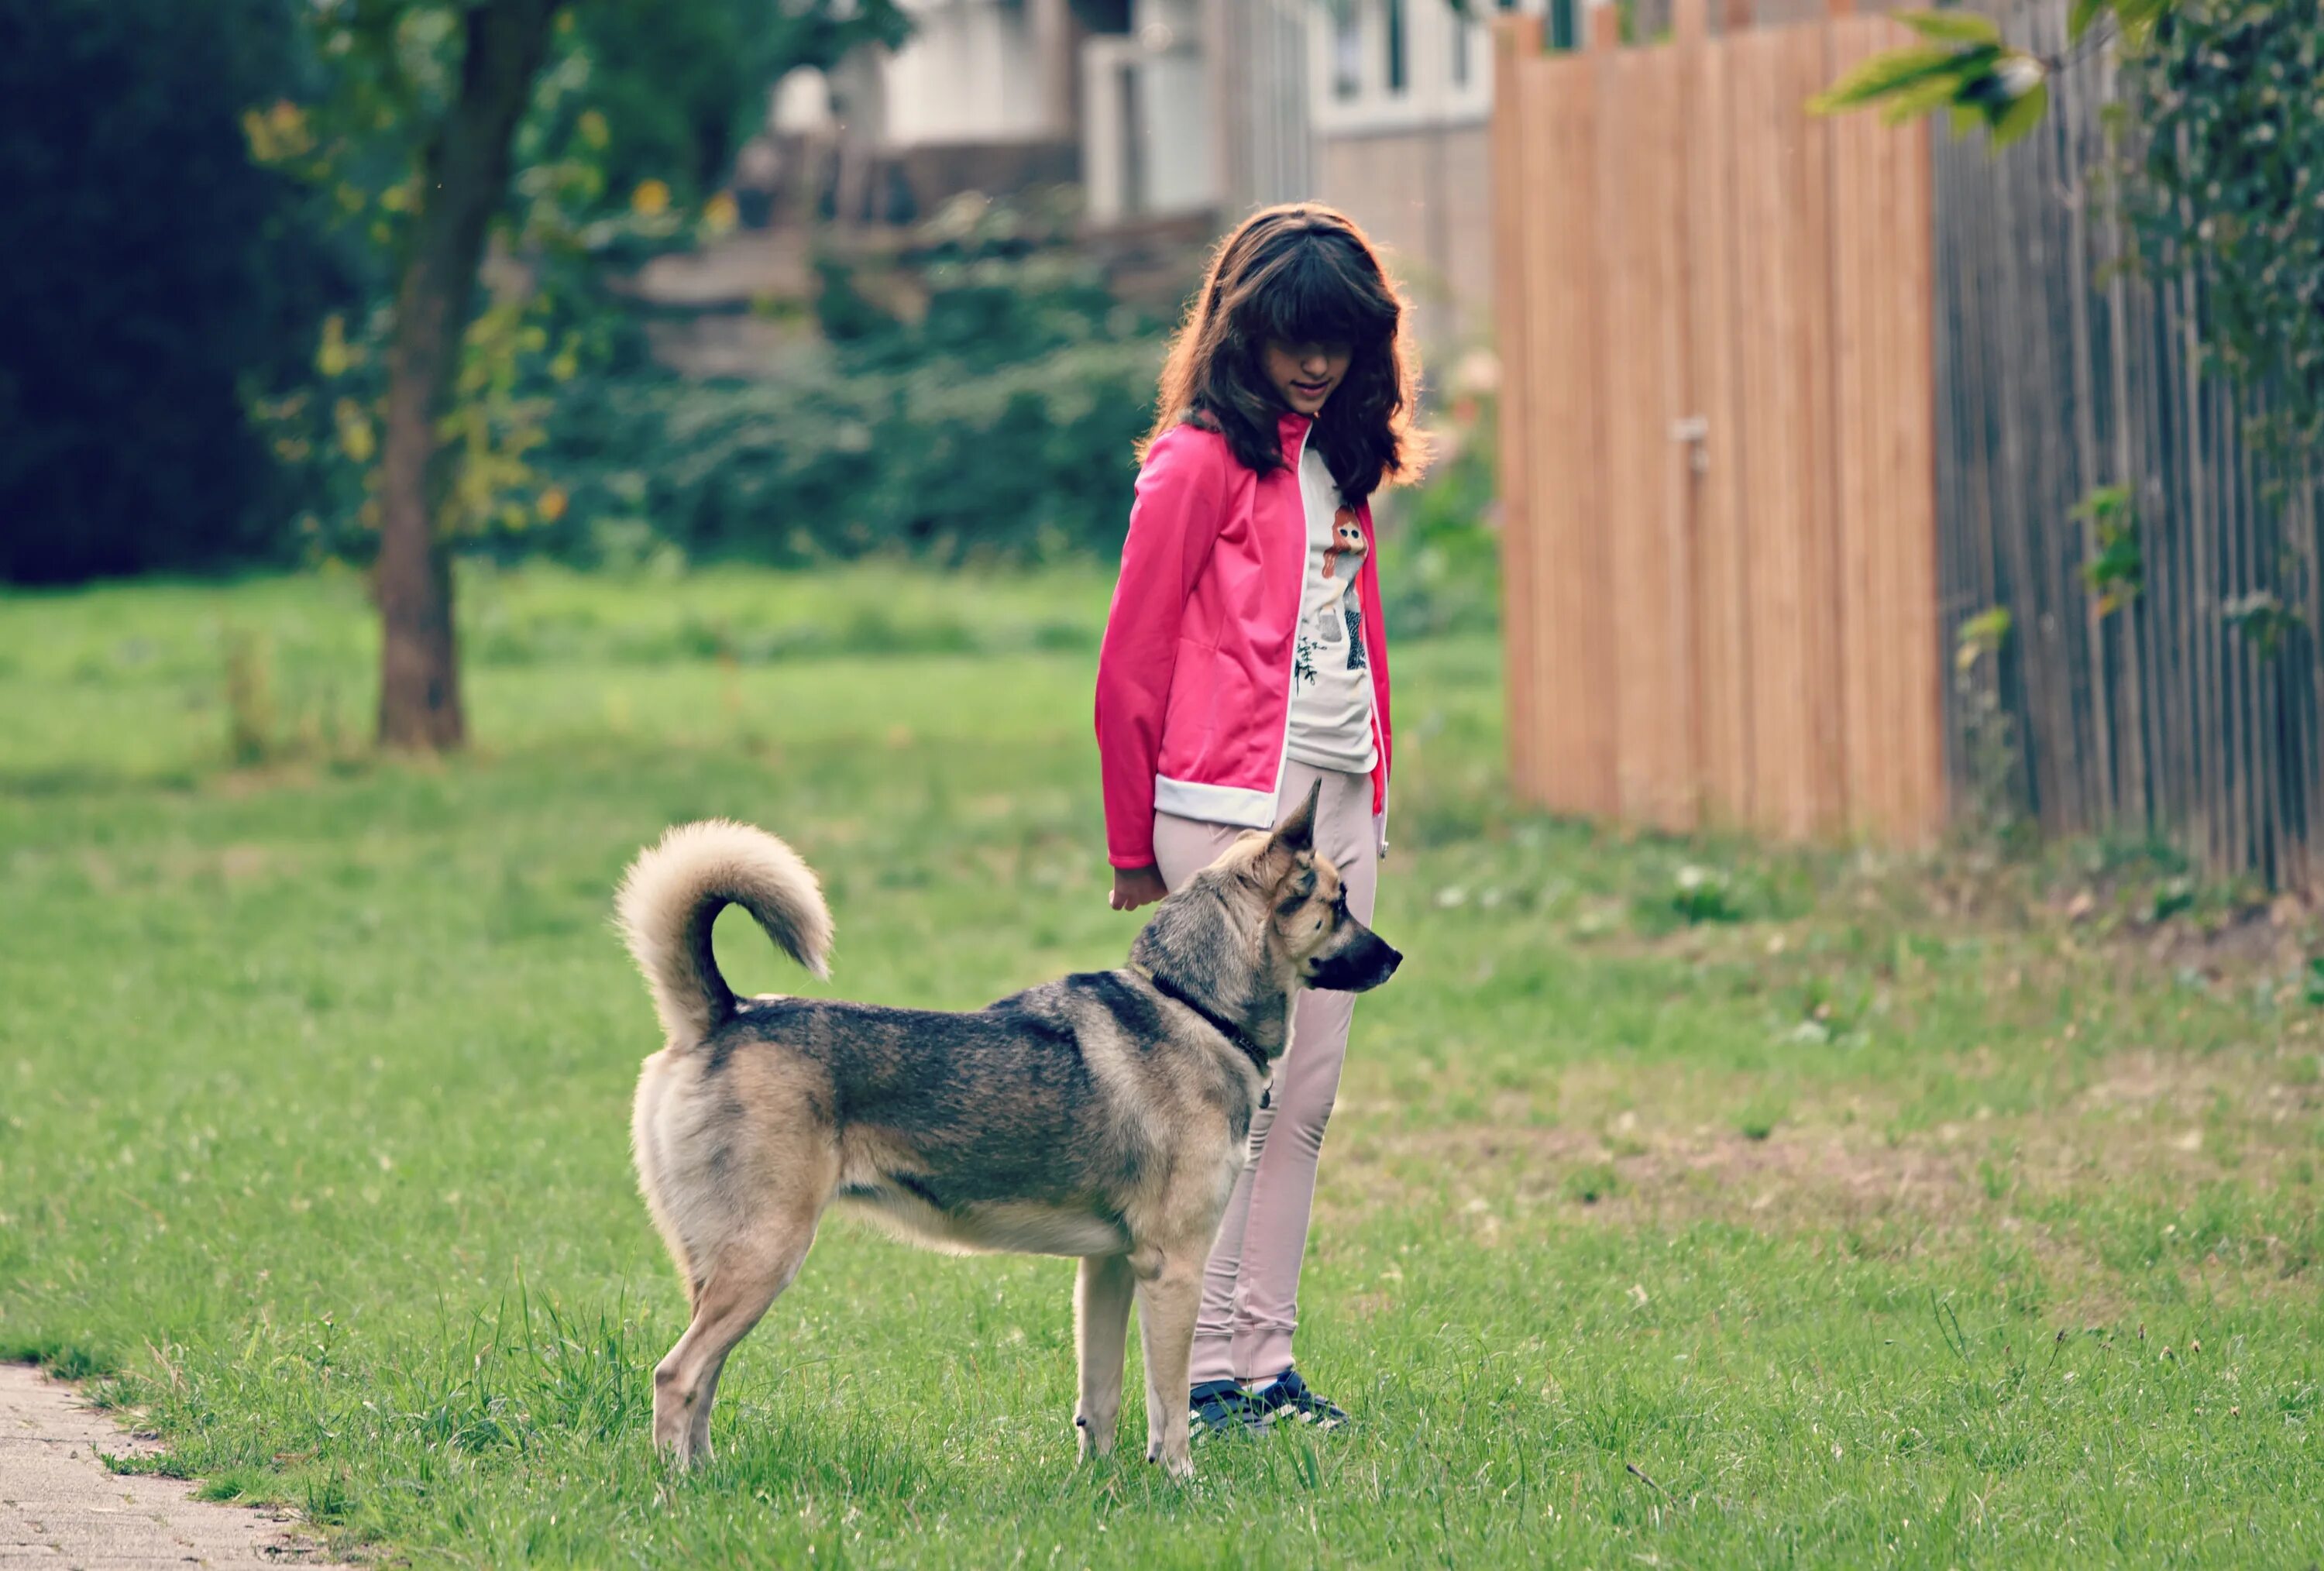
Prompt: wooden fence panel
<box><xmin>1490</xmin><ymin>19</ymin><xmax>1542</xmax><ymax>808</ymax></box>
<box><xmin>1596</xmin><ymin>32</ymin><xmax>1699</xmax><ymax>830</ymax></box>
<box><xmin>1492</xmin><ymin>9</ymin><xmax>1942</xmax><ymax>849</ymax></box>
<box><xmin>1931</xmin><ymin>0</ymin><xmax>2324</xmax><ymax>887</ymax></box>
<box><xmin>1682</xmin><ymin>8</ymin><xmax>1755</xmax><ymax>829</ymax></box>
<box><xmin>1828</xmin><ymin>19</ymin><xmax>1942</xmax><ymax>842</ymax></box>
<box><xmin>1728</xmin><ymin>24</ymin><xmax>1846</xmax><ymax>840</ymax></box>
<box><xmin>1514</xmin><ymin>49</ymin><xmax>1618</xmax><ymax>817</ymax></box>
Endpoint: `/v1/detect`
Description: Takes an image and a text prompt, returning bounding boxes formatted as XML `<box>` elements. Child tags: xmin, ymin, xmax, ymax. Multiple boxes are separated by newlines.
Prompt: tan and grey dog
<box><xmin>617</xmin><ymin>784</ymin><xmax>1400</xmax><ymax>1477</ymax></box>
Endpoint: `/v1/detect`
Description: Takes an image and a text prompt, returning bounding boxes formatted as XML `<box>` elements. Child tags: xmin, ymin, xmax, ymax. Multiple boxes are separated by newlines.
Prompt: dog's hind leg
<box><xmin>651</xmin><ymin>1193</ymin><xmax>824</xmax><ymax>1466</ymax></box>
<box><xmin>1133</xmin><ymin>1252</ymin><xmax>1203</xmax><ymax>1479</ymax></box>
<box><xmin>1074</xmin><ymin>1253</ymin><xmax>1136</xmax><ymax>1462</ymax></box>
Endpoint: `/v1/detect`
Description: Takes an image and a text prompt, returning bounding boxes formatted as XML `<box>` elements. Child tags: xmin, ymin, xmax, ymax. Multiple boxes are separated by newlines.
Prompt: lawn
<box><xmin>2</xmin><ymin>563</ymin><xmax>2321</xmax><ymax>1567</ymax></box>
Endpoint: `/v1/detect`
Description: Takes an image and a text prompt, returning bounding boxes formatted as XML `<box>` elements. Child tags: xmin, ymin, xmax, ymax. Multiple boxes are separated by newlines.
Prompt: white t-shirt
<box><xmin>1284</xmin><ymin>444</ymin><xmax>1378</xmax><ymax>776</ymax></box>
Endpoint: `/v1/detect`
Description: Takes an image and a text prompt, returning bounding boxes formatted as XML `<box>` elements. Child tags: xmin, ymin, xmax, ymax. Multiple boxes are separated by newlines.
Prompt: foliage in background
<box><xmin>1810</xmin><ymin>9</ymin><xmax>2063</xmax><ymax>146</ymax></box>
<box><xmin>0</xmin><ymin>0</ymin><xmax>355</xmax><ymax>585</ymax></box>
<box><xmin>566</xmin><ymin>0</ymin><xmax>901</xmax><ymax>208</ymax></box>
<box><xmin>1953</xmin><ymin>606</ymin><xmax>2024</xmax><ymax>850</ymax></box>
<box><xmin>1811</xmin><ymin>1</ymin><xmax>2174</xmax><ymax>148</ymax></box>
<box><xmin>528</xmin><ymin>196</ymin><xmax>1167</xmax><ymax>569</ymax></box>
<box><xmin>2071</xmin><ymin>483</ymin><xmax>2143</xmax><ymax>614</ymax></box>
<box><xmin>0</xmin><ymin>0</ymin><xmax>908</xmax><ymax>587</ymax></box>
<box><xmin>242</xmin><ymin>0</ymin><xmax>910</xmax><ymax>748</ymax></box>
<box><xmin>523</xmin><ymin>233</ymin><xmax>1506</xmax><ymax>586</ymax></box>
<box><xmin>2117</xmin><ymin>0</ymin><xmax>2324</xmax><ymax>479</ymax></box>
<box><xmin>246</xmin><ymin>0</ymin><xmax>904</xmax><ymax>567</ymax></box>
<box><xmin>1818</xmin><ymin>0</ymin><xmax>2320</xmax><ymax>486</ymax></box>
<box><xmin>1376</xmin><ymin>351</ymin><xmax>1503</xmax><ymax>639</ymax></box>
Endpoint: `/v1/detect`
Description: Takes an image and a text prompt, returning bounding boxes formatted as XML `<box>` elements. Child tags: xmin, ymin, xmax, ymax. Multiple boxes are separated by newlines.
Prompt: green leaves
<box><xmin>1810</xmin><ymin>45</ymin><xmax>1980</xmax><ymax>116</ymax></box>
<box><xmin>242</xmin><ymin>0</ymin><xmax>918</xmax><ymax>561</ymax></box>
<box><xmin>1956</xmin><ymin>606</ymin><xmax>2014</xmax><ymax>673</ymax></box>
<box><xmin>2072</xmin><ymin>485</ymin><xmax>2144</xmax><ymax>615</ymax></box>
<box><xmin>1897</xmin><ymin>9</ymin><xmax>2003</xmax><ymax>45</ymax></box>
<box><xmin>2223</xmin><ymin>591</ymin><xmax>2302</xmax><ymax>659</ymax></box>
<box><xmin>1808</xmin><ymin>11</ymin><xmax>2053</xmax><ymax>147</ymax></box>
<box><xmin>2120</xmin><ymin>0</ymin><xmax>2324</xmax><ymax>484</ymax></box>
<box><xmin>2106</xmin><ymin>0</ymin><xmax>2179</xmax><ymax>42</ymax></box>
<box><xmin>1811</xmin><ymin>2</ymin><xmax>2190</xmax><ymax>146</ymax></box>
<box><xmin>1985</xmin><ymin>73</ymin><xmax>2051</xmax><ymax>145</ymax></box>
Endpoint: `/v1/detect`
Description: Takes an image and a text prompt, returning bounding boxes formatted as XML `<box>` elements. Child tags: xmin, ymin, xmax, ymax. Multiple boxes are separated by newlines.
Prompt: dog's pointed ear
<box><xmin>1268</xmin><ymin>780</ymin><xmax>1322</xmax><ymax>857</ymax></box>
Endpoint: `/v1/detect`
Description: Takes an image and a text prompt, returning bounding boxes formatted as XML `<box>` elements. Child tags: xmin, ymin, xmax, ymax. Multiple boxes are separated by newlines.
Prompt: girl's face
<box><xmin>1263</xmin><ymin>339</ymin><xmax>1352</xmax><ymax>415</ymax></box>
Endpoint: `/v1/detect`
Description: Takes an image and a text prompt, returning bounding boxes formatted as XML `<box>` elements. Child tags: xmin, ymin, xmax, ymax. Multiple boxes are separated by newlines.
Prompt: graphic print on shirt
<box><xmin>1298</xmin><ymin>506</ymin><xmax>1369</xmax><ymax>680</ymax></box>
<box><xmin>1286</xmin><ymin>447</ymin><xmax>1378</xmax><ymax>778</ymax></box>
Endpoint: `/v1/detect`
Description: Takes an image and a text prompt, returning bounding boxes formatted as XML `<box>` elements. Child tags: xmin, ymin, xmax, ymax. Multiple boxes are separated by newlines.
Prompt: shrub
<box><xmin>0</xmin><ymin>0</ymin><xmax>351</xmax><ymax>584</ymax></box>
<box><xmin>534</xmin><ymin>222</ymin><xmax>1165</xmax><ymax>568</ymax></box>
<box><xmin>1375</xmin><ymin>359</ymin><xmax>1501</xmax><ymax>638</ymax></box>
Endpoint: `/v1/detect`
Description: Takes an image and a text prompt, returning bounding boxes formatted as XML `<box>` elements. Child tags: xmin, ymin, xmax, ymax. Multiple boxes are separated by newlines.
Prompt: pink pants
<box><xmin>1150</xmin><ymin>761</ymin><xmax>1379</xmax><ymax>1386</ymax></box>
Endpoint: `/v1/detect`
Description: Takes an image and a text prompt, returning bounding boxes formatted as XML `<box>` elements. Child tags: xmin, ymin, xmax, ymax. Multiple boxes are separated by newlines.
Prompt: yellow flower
<box><xmin>241</xmin><ymin>99</ymin><xmax>312</xmax><ymax>163</ymax></box>
<box><xmin>702</xmin><ymin>191</ymin><xmax>739</xmax><ymax>236</ymax></box>
<box><xmin>333</xmin><ymin>397</ymin><xmax>374</xmax><ymax>464</ymax></box>
<box><xmin>316</xmin><ymin>315</ymin><xmax>352</xmax><ymax>378</ymax></box>
<box><xmin>631</xmin><ymin>178</ymin><xmax>671</xmax><ymax>217</ymax></box>
<box><xmin>536</xmin><ymin>486</ymin><xmax>569</xmax><ymax>523</ymax></box>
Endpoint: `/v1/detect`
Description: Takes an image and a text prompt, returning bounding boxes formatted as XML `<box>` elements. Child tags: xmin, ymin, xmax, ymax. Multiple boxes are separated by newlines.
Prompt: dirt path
<box><xmin>0</xmin><ymin>1364</ymin><xmax>348</xmax><ymax>1569</ymax></box>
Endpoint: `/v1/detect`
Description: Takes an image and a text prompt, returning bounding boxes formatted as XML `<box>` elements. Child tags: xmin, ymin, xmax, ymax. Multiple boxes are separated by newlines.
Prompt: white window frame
<box><xmin>1308</xmin><ymin>0</ymin><xmax>1546</xmax><ymax>134</ymax></box>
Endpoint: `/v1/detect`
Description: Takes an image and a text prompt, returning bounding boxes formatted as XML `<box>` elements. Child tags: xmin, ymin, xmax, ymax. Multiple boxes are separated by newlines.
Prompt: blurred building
<box><xmin>1083</xmin><ymin>0</ymin><xmax>1550</xmax><ymax>345</ymax></box>
<box><xmin>747</xmin><ymin>0</ymin><xmax>1589</xmax><ymax>346</ymax></box>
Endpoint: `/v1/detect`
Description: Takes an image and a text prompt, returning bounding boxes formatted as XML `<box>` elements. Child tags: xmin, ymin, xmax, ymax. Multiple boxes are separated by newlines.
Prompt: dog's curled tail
<box><xmin>617</xmin><ymin>820</ymin><xmax>833</xmax><ymax>1051</ymax></box>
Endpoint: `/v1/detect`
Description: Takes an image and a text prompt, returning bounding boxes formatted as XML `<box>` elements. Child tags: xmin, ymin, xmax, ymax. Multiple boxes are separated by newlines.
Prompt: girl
<box><xmin>1093</xmin><ymin>204</ymin><xmax>1425</xmax><ymax>1435</ymax></box>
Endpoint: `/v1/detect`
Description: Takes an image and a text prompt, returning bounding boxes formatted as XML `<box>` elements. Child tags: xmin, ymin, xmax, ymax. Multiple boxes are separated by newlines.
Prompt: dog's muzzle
<box><xmin>1307</xmin><ymin>933</ymin><xmax>1402</xmax><ymax>993</ymax></box>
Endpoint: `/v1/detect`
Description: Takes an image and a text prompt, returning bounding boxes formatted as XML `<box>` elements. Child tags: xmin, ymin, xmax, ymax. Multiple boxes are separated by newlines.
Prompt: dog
<box><xmin>617</xmin><ymin>783</ymin><xmax>1400</xmax><ymax>1477</ymax></box>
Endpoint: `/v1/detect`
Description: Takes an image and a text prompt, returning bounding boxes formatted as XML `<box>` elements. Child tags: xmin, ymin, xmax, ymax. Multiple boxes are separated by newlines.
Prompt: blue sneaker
<box><xmin>1250</xmin><ymin>1367</ymin><xmax>1348</xmax><ymax>1430</ymax></box>
<box><xmin>1188</xmin><ymin>1379</ymin><xmax>1263</xmax><ymax>1438</ymax></box>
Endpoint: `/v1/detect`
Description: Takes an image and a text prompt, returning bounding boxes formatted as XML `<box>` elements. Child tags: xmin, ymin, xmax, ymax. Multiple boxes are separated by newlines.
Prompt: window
<box><xmin>1549</xmin><ymin>0</ymin><xmax>1578</xmax><ymax>50</ymax></box>
<box><xmin>1313</xmin><ymin>0</ymin><xmax>1501</xmax><ymax>132</ymax></box>
<box><xmin>1332</xmin><ymin>3</ymin><xmax>1362</xmax><ymax>99</ymax></box>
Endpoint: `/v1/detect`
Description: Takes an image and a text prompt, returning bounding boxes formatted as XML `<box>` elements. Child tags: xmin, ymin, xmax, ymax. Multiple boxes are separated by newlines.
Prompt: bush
<box><xmin>0</xmin><ymin>0</ymin><xmax>351</xmax><ymax>585</ymax></box>
<box><xmin>545</xmin><ymin>343</ymin><xmax>1158</xmax><ymax>567</ymax></box>
<box><xmin>536</xmin><ymin>223</ymin><xmax>1164</xmax><ymax>567</ymax></box>
<box><xmin>2122</xmin><ymin>0</ymin><xmax>2324</xmax><ymax>469</ymax></box>
<box><xmin>1375</xmin><ymin>363</ymin><xmax>1501</xmax><ymax>638</ymax></box>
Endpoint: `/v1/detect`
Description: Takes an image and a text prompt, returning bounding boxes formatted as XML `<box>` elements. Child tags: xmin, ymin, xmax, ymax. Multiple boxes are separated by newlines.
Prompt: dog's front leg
<box><xmin>1074</xmin><ymin>1253</ymin><xmax>1136</xmax><ymax>1462</ymax></box>
<box><xmin>1133</xmin><ymin>1253</ymin><xmax>1202</xmax><ymax>1480</ymax></box>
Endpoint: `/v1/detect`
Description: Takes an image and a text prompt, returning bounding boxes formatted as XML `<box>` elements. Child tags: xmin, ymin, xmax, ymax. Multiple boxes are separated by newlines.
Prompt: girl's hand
<box><xmin>1109</xmin><ymin>865</ymin><xmax>1168</xmax><ymax>912</ymax></box>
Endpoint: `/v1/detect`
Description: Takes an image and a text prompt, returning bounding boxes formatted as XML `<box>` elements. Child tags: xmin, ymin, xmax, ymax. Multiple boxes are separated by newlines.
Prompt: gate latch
<box><xmin>1669</xmin><ymin>415</ymin><xmax>1710</xmax><ymax>474</ymax></box>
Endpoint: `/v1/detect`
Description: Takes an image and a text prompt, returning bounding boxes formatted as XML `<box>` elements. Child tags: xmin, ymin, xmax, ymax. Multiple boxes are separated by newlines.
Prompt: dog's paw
<box><xmin>1075</xmin><ymin>1414</ymin><xmax>1116</xmax><ymax>1463</ymax></box>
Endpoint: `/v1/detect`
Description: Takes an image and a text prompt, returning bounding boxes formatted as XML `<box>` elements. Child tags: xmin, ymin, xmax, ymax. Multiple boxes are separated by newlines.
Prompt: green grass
<box><xmin>4</xmin><ymin>563</ymin><xmax>2322</xmax><ymax>1566</ymax></box>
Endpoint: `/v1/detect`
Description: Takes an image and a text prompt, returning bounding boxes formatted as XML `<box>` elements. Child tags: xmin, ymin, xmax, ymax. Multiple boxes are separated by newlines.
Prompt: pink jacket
<box><xmin>1095</xmin><ymin>410</ymin><xmax>1393</xmax><ymax>871</ymax></box>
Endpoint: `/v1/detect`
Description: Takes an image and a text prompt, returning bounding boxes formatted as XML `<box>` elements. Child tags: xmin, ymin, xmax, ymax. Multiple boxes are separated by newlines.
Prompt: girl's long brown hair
<box><xmin>1141</xmin><ymin>204</ymin><xmax>1427</xmax><ymax>504</ymax></box>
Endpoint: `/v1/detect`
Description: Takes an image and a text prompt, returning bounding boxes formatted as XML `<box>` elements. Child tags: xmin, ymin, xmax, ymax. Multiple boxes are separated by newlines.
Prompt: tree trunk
<box><xmin>375</xmin><ymin>0</ymin><xmax>559</xmax><ymax>750</ymax></box>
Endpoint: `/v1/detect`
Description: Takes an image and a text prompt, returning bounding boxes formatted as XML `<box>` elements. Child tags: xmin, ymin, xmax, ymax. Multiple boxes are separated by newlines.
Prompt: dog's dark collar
<box><xmin>1136</xmin><ymin>966</ymin><xmax>1271</xmax><ymax>1075</ymax></box>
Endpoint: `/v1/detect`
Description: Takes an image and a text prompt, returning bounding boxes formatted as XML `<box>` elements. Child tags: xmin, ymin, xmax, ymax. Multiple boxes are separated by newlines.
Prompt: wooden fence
<box><xmin>1490</xmin><ymin>1</ymin><xmax>1944</xmax><ymax>845</ymax></box>
<box><xmin>1933</xmin><ymin>0</ymin><xmax>2324</xmax><ymax>888</ymax></box>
